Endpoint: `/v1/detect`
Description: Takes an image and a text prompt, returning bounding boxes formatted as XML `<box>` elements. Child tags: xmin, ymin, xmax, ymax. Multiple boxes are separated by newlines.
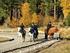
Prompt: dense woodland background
<box><xmin>0</xmin><ymin>0</ymin><xmax>70</xmax><ymax>27</ymax></box>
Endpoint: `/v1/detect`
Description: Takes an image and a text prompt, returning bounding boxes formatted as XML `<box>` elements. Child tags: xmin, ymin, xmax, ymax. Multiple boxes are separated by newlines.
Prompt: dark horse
<box><xmin>33</xmin><ymin>29</ymin><xmax>38</xmax><ymax>40</ymax></box>
<box><xmin>29</xmin><ymin>26</ymin><xmax>38</xmax><ymax>41</ymax></box>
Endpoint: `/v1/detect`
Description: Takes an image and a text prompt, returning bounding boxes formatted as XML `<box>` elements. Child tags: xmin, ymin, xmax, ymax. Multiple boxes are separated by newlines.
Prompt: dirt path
<box><xmin>38</xmin><ymin>40</ymin><xmax>70</xmax><ymax>53</ymax></box>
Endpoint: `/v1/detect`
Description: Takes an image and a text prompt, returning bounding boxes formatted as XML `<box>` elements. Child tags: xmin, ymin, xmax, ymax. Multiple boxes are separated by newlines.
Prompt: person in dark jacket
<box><xmin>29</xmin><ymin>23</ymin><xmax>38</xmax><ymax>41</ymax></box>
<box><xmin>33</xmin><ymin>24</ymin><xmax>38</xmax><ymax>39</ymax></box>
<box><xmin>47</xmin><ymin>21</ymin><xmax>52</xmax><ymax>29</ymax></box>
<box><xmin>19</xmin><ymin>23</ymin><xmax>26</xmax><ymax>41</ymax></box>
<box><xmin>45</xmin><ymin>21</ymin><xmax>52</xmax><ymax>40</ymax></box>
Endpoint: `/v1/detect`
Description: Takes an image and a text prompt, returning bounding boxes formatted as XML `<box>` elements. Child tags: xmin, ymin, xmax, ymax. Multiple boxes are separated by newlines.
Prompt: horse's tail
<box><xmin>22</xmin><ymin>30</ymin><xmax>26</xmax><ymax>35</ymax></box>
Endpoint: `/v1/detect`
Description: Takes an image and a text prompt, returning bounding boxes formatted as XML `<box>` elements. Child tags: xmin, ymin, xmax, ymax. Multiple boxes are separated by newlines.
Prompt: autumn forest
<box><xmin>0</xmin><ymin>0</ymin><xmax>70</xmax><ymax>27</ymax></box>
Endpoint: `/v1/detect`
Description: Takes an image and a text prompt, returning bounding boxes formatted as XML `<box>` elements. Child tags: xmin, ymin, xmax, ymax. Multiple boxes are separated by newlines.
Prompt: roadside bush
<box><xmin>64</xmin><ymin>13</ymin><xmax>70</xmax><ymax>26</ymax></box>
<box><xmin>60</xmin><ymin>27</ymin><xmax>70</xmax><ymax>40</ymax></box>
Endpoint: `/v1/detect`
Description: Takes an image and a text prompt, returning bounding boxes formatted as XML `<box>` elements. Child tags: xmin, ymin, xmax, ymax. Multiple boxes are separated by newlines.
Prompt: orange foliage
<box><xmin>32</xmin><ymin>13</ymin><xmax>41</xmax><ymax>24</ymax></box>
<box><xmin>60</xmin><ymin>0</ymin><xmax>70</xmax><ymax>18</ymax></box>
<box><xmin>8</xmin><ymin>17</ymin><xmax>18</xmax><ymax>28</ymax></box>
<box><xmin>19</xmin><ymin>17</ymin><xmax>31</xmax><ymax>26</ymax></box>
<box><xmin>21</xmin><ymin>2</ymin><xmax>30</xmax><ymax>16</ymax></box>
<box><xmin>19</xmin><ymin>2</ymin><xmax>31</xmax><ymax>26</ymax></box>
<box><xmin>43</xmin><ymin>16</ymin><xmax>54</xmax><ymax>25</ymax></box>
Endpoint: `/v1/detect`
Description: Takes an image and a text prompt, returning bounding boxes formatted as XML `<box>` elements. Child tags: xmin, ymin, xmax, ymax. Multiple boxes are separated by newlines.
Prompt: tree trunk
<box><xmin>54</xmin><ymin>0</ymin><xmax>57</xmax><ymax>20</ymax></box>
<box><xmin>10</xmin><ymin>9</ymin><xmax>13</xmax><ymax>20</ymax></box>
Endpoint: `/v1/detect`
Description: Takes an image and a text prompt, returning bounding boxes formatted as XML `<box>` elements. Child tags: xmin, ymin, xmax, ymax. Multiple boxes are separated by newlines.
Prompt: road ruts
<box><xmin>4</xmin><ymin>40</ymin><xmax>60</xmax><ymax>53</ymax></box>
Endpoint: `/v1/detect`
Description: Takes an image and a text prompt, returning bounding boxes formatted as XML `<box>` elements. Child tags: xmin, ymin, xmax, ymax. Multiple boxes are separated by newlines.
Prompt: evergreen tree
<box><xmin>0</xmin><ymin>0</ymin><xmax>23</xmax><ymax>20</ymax></box>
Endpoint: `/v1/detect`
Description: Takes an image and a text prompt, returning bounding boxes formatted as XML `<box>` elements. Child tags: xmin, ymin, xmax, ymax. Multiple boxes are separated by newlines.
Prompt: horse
<box><xmin>33</xmin><ymin>29</ymin><xmax>38</xmax><ymax>41</ymax></box>
<box><xmin>28</xmin><ymin>27</ymin><xmax>38</xmax><ymax>42</ymax></box>
<box><xmin>18</xmin><ymin>27</ymin><xmax>26</xmax><ymax>42</ymax></box>
<box><xmin>47</xmin><ymin>26</ymin><xmax>59</xmax><ymax>40</ymax></box>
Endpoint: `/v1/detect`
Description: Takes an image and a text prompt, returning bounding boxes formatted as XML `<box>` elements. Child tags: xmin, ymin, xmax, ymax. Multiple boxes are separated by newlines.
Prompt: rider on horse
<box><xmin>19</xmin><ymin>23</ymin><xmax>26</xmax><ymax>41</ymax></box>
<box><xmin>45</xmin><ymin>21</ymin><xmax>52</xmax><ymax>40</ymax></box>
<box><xmin>29</xmin><ymin>23</ymin><xmax>38</xmax><ymax>41</ymax></box>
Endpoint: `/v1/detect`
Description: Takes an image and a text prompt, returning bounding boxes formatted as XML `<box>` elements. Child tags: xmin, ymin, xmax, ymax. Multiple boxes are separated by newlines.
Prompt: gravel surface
<box><xmin>0</xmin><ymin>28</ymin><xmax>60</xmax><ymax>53</ymax></box>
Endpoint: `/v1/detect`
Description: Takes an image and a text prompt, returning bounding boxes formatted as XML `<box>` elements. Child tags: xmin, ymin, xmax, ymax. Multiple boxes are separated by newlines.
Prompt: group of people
<box><xmin>18</xmin><ymin>23</ymin><xmax>38</xmax><ymax>42</ymax></box>
<box><xmin>18</xmin><ymin>22</ymin><xmax>60</xmax><ymax>42</ymax></box>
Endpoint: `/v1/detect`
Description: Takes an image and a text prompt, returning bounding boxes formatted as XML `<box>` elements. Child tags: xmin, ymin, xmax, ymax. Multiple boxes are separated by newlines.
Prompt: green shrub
<box><xmin>0</xmin><ymin>8</ymin><xmax>7</xmax><ymax>18</ymax></box>
<box><xmin>64</xmin><ymin>13</ymin><xmax>70</xmax><ymax>26</ymax></box>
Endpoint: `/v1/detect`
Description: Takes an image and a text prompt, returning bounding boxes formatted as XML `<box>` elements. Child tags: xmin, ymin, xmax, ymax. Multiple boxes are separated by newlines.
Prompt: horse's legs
<box><xmin>31</xmin><ymin>34</ymin><xmax>33</xmax><ymax>42</ymax></box>
<box><xmin>32</xmin><ymin>34</ymin><xmax>35</xmax><ymax>42</ymax></box>
<box><xmin>48</xmin><ymin>35</ymin><xmax>52</xmax><ymax>40</ymax></box>
<box><xmin>35</xmin><ymin>34</ymin><xmax>38</xmax><ymax>41</ymax></box>
<box><xmin>51</xmin><ymin>35</ymin><xmax>53</xmax><ymax>40</ymax></box>
<box><xmin>34</xmin><ymin>32</ymin><xmax>38</xmax><ymax>41</ymax></box>
<box><xmin>22</xmin><ymin>34</ymin><xmax>25</xmax><ymax>42</ymax></box>
<box><xmin>29</xmin><ymin>35</ymin><xmax>32</xmax><ymax>42</ymax></box>
<box><xmin>28</xmin><ymin>33</ymin><xmax>31</xmax><ymax>41</ymax></box>
<box><xmin>29</xmin><ymin>32</ymin><xmax>38</xmax><ymax>42</ymax></box>
<box><xmin>29</xmin><ymin>33</ymin><xmax>34</xmax><ymax>42</ymax></box>
<box><xmin>48</xmin><ymin>35</ymin><xmax>50</xmax><ymax>40</ymax></box>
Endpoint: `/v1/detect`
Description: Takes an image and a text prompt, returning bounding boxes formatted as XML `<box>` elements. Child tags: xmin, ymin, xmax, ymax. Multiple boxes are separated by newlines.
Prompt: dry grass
<box><xmin>59</xmin><ymin>27</ymin><xmax>70</xmax><ymax>39</ymax></box>
<box><xmin>38</xmin><ymin>40</ymin><xmax>70</xmax><ymax>53</ymax></box>
<box><xmin>38</xmin><ymin>27</ymin><xmax>45</xmax><ymax>32</ymax></box>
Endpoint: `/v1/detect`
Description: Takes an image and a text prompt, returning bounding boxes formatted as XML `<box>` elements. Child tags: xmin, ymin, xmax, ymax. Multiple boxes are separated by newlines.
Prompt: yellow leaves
<box><xmin>60</xmin><ymin>0</ymin><xmax>70</xmax><ymax>18</ymax></box>
<box><xmin>7</xmin><ymin>3</ymin><xmax>32</xmax><ymax>27</ymax></box>
<box><xmin>60</xmin><ymin>0</ymin><xmax>67</xmax><ymax>7</ymax></box>
<box><xmin>59</xmin><ymin>27</ymin><xmax>70</xmax><ymax>38</ymax></box>
<box><xmin>8</xmin><ymin>17</ymin><xmax>18</xmax><ymax>28</ymax></box>
<box><xmin>60</xmin><ymin>0</ymin><xmax>70</xmax><ymax>8</ymax></box>
<box><xmin>32</xmin><ymin>13</ymin><xmax>39</xmax><ymax>24</ymax></box>
<box><xmin>21</xmin><ymin>2</ymin><xmax>30</xmax><ymax>16</ymax></box>
<box><xmin>8</xmin><ymin>2</ymin><xmax>54</xmax><ymax>27</ymax></box>
<box><xmin>43</xmin><ymin>16</ymin><xmax>49</xmax><ymax>25</ymax></box>
<box><xmin>43</xmin><ymin>16</ymin><xmax>54</xmax><ymax>26</ymax></box>
<box><xmin>63</xmin><ymin>9</ymin><xmax>70</xmax><ymax>18</ymax></box>
<box><xmin>19</xmin><ymin>2</ymin><xmax>31</xmax><ymax>26</ymax></box>
<box><xmin>32</xmin><ymin>13</ymin><xmax>42</xmax><ymax>25</ymax></box>
<box><xmin>19</xmin><ymin>17</ymin><xmax>31</xmax><ymax>27</ymax></box>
